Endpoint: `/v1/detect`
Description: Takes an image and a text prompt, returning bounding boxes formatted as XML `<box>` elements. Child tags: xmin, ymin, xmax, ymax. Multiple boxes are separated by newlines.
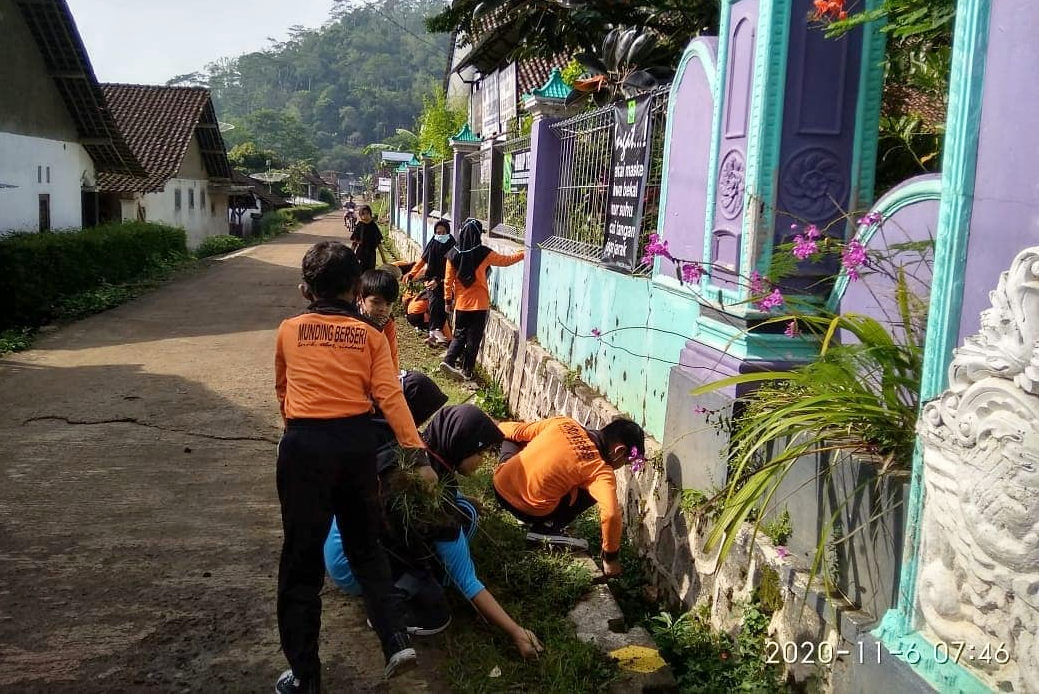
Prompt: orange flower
<box><xmin>811</xmin><ymin>0</ymin><xmax>847</xmax><ymax>21</ymax></box>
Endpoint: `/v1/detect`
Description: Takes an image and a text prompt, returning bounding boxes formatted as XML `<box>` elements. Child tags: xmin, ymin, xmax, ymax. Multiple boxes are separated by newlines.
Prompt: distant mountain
<box><xmin>169</xmin><ymin>0</ymin><xmax>450</xmax><ymax>174</ymax></box>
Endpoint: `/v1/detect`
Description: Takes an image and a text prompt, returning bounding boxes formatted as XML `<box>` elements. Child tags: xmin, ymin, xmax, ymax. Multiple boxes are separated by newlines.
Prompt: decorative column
<box><xmin>663</xmin><ymin>0</ymin><xmax>885</xmax><ymax>491</ymax></box>
<box><xmin>449</xmin><ymin>123</ymin><xmax>480</xmax><ymax>233</ymax></box>
<box><xmin>421</xmin><ymin>149</ymin><xmax>434</xmax><ymax>246</ymax></box>
<box><xmin>404</xmin><ymin>163</ymin><xmax>415</xmax><ymax>240</ymax></box>
<box><xmin>518</xmin><ymin>68</ymin><xmax>572</xmax><ymax>339</ymax></box>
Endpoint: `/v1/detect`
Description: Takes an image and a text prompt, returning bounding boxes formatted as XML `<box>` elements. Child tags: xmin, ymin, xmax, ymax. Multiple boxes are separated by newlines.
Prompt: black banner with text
<box><xmin>601</xmin><ymin>95</ymin><xmax>652</xmax><ymax>271</ymax></box>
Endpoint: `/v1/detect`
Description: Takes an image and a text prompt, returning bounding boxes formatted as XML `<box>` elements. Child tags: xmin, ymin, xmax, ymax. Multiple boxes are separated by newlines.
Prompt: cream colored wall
<box><xmin>0</xmin><ymin>132</ymin><xmax>94</xmax><ymax>233</ymax></box>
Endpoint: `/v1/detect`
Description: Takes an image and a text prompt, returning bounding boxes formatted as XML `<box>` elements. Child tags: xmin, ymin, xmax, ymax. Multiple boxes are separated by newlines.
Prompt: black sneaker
<box><xmin>274</xmin><ymin>669</ymin><xmax>320</xmax><ymax>694</ymax></box>
<box><xmin>439</xmin><ymin>361</ymin><xmax>465</xmax><ymax>381</ymax></box>
<box><xmin>382</xmin><ymin>632</ymin><xmax>417</xmax><ymax>679</ymax></box>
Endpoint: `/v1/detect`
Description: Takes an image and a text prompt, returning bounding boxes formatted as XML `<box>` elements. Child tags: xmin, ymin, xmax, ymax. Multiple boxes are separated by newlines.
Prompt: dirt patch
<box><xmin>0</xmin><ymin>217</ymin><xmax>449</xmax><ymax>691</ymax></box>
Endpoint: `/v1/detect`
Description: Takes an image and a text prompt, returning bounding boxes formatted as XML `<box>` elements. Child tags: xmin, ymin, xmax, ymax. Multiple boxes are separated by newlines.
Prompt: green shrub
<box><xmin>0</xmin><ymin>327</ymin><xmax>35</xmax><ymax>355</ymax></box>
<box><xmin>0</xmin><ymin>222</ymin><xmax>187</xmax><ymax>329</ymax></box>
<box><xmin>317</xmin><ymin>188</ymin><xmax>338</xmax><ymax>207</ymax></box>
<box><xmin>283</xmin><ymin>203</ymin><xmax>331</xmax><ymax>223</ymax></box>
<box><xmin>195</xmin><ymin>234</ymin><xmax>247</xmax><ymax>258</ymax></box>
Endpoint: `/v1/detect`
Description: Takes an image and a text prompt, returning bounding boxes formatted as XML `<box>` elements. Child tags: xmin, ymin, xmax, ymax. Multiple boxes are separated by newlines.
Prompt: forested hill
<box><xmin>167</xmin><ymin>0</ymin><xmax>450</xmax><ymax>174</ymax></box>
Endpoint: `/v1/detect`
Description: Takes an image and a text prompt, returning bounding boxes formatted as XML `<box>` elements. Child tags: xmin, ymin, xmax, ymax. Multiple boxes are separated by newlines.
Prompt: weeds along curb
<box><xmin>568</xmin><ymin>555</ymin><xmax>678</xmax><ymax>692</ymax></box>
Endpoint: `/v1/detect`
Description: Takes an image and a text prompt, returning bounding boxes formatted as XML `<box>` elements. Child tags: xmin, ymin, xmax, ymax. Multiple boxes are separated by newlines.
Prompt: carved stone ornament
<box><xmin>915</xmin><ymin>246</ymin><xmax>1039</xmax><ymax>693</ymax></box>
<box><xmin>780</xmin><ymin>147</ymin><xmax>848</xmax><ymax>219</ymax></box>
<box><xmin>718</xmin><ymin>149</ymin><xmax>746</xmax><ymax>220</ymax></box>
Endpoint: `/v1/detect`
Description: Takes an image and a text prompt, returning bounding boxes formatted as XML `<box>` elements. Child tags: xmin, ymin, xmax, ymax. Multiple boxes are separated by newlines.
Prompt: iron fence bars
<box><xmin>491</xmin><ymin>134</ymin><xmax>531</xmax><ymax>242</ymax></box>
<box><xmin>548</xmin><ymin>104</ymin><xmax>614</xmax><ymax>261</ymax></box>
<box><xmin>429</xmin><ymin>163</ymin><xmax>442</xmax><ymax>218</ymax></box>
<box><xmin>545</xmin><ymin>88</ymin><xmax>670</xmax><ymax>271</ymax></box>
<box><xmin>439</xmin><ymin>161</ymin><xmax>453</xmax><ymax>218</ymax></box>
<box><xmin>410</xmin><ymin>170</ymin><xmax>422</xmax><ymax>214</ymax></box>
<box><xmin>466</xmin><ymin>148</ymin><xmax>490</xmax><ymax>226</ymax></box>
<box><xmin>396</xmin><ymin>172</ymin><xmax>407</xmax><ymax>213</ymax></box>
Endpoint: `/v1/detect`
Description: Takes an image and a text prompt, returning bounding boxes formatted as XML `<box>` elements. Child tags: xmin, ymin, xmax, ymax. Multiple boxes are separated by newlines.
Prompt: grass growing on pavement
<box><xmin>391</xmin><ymin>277</ymin><xmax>618</xmax><ymax>692</ymax></box>
<box><xmin>445</xmin><ymin>467</ymin><xmax>618</xmax><ymax>693</ymax></box>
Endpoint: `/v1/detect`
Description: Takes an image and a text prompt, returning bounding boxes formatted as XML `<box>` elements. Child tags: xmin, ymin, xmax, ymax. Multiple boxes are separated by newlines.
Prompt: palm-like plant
<box><xmin>567</xmin><ymin>26</ymin><xmax>676</xmax><ymax>106</ymax></box>
<box><xmin>692</xmin><ymin>308</ymin><xmax>923</xmax><ymax>567</ymax></box>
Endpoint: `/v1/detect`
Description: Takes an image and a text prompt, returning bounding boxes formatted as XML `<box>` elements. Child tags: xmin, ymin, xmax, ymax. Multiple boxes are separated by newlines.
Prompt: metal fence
<box><xmin>396</xmin><ymin>172</ymin><xmax>407</xmax><ymax>211</ymax></box>
<box><xmin>492</xmin><ymin>134</ymin><xmax>530</xmax><ymax>242</ymax></box>
<box><xmin>466</xmin><ymin>149</ymin><xmax>490</xmax><ymax>225</ymax></box>
<box><xmin>545</xmin><ymin>88</ymin><xmax>670</xmax><ymax>273</ymax></box>
<box><xmin>438</xmin><ymin>161</ymin><xmax>453</xmax><ymax>216</ymax></box>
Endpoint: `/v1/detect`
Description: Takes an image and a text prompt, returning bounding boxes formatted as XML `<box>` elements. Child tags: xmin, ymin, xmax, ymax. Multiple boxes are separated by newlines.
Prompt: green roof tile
<box><xmin>451</xmin><ymin>123</ymin><xmax>480</xmax><ymax>143</ymax></box>
<box><xmin>529</xmin><ymin>67</ymin><xmax>571</xmax><ymax>101</ymax></box>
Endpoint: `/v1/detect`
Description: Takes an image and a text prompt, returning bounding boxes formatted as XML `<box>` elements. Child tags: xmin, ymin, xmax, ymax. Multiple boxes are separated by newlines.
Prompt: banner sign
<box><xmin>499</xmin><ymin>63</ymin><xmax>517</xmax><ymax>128</ymax></box>
<box><xmin>508</xmin><ymin>148</ymin><xmax>530</xmax><ymax>189</ymax></box>
<box><xmin>602</xmin><ymin>95</ymin><xmax>653</xmax><ymax>271</ymax></box>
<box><xmin>377</xmin><ymin>177</ymin><xmax>391</xmax><ymax>192</ymax></box>
<box><xmin>482</xmin><ymin>70</ymin><xmax>500</xmax><ymax>136</ymax></box>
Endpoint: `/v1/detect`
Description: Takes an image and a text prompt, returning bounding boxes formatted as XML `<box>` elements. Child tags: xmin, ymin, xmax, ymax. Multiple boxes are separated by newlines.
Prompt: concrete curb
<box><xmin>568</xmin><ymin>556</ymin><xmax>678</xmax><ymax>692</ymax></box>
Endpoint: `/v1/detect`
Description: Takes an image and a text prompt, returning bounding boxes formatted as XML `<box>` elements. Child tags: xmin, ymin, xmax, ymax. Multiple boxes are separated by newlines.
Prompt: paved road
<box><xmin>0</xmin><ymin>216</ymin><xmax>445</xmax><ymax>691</ymax></box>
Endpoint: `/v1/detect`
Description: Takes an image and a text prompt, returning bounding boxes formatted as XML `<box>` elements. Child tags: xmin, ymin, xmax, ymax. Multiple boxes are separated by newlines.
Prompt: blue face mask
<box><xmin>434</xmin><ymin>233</ymin><xmax>451</xmax><ymax>243</ymax></box>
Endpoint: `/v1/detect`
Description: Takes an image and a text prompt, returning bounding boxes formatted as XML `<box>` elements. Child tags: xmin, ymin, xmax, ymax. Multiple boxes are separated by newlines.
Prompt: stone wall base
<box><xmin>387</xmin><ymin>226</ymin><xmax>926</xmax><ymax>692</ymax></box>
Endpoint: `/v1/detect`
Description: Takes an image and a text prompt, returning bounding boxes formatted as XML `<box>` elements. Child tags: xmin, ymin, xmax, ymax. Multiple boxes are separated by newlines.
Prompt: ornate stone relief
<box><xmin>915</xmin><ymin>247</ymin><xmax>1039</xmax><ymax>692</ymax></box>
<box><xmin>718</xmin><ymin>149</ymin><xmax>746</xmax><ymax>220</ymax></box>
<box><xmin>779</xmin><ymin>147</ymin><xmax>847</xmax><ymax>219</ymax></box>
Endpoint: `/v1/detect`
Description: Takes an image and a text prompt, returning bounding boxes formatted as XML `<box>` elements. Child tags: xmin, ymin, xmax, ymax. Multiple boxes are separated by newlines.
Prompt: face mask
<box><xmin>434</xmin><ymin>233</ymin><xmax>451</xmax><ymax>243</ymax></box>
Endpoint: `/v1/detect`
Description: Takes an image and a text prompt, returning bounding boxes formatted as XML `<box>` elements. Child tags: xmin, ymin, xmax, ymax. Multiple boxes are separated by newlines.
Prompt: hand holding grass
<box><xmin>512</xmin><ymin>627</ymin><xmax>544</xmax><ymax>660</ymax></box>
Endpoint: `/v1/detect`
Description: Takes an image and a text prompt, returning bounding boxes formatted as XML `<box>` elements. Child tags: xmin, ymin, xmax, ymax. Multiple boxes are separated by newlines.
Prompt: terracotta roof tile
<box><xmin>97</xmin><ymin>84</ymin><xmax>231</xmax><ymax>193</ymax></box>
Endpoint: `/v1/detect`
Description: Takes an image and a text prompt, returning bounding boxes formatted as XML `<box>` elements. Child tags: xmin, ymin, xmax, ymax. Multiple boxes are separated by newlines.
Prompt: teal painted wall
<box><xmin>534</xmin><ymin>250</ymin><xmax>701</xmax><ymax>439</ymax></box>
<box><xmin>485</xmin><ymin>238</ymin><xmax>524</xmax><ymax>325</ymax></box>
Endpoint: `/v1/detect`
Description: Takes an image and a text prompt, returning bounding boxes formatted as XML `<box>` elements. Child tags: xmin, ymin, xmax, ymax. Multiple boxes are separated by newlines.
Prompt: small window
<box><xmin>37</xmin><ymin>166</ymin><xmax>42</xmax><ymax>183</ymax></box>
<box><xmin>188</xmin><ymin>188</ymin><xmax>195</xmax><ymax>209</ymax></box>
<box><xmin>46</xmin><ymin>166</ymin><xmax>50</xmax><ymax>184</ymax></box>
<box><xmin>175</xmin><ymin>188</ymin><xmax>182</xmax><ymax>210</ymax></box>
<box><xmin>200</xmin><ymin>189</ymin><xmax>206</xmax><ymax>209</ymax></box>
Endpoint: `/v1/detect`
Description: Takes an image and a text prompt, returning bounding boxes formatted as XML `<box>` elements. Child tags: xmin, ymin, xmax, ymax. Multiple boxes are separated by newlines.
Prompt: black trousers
<box><xmin>276</xmin><ymin>416</ymin><xmax>406</xmax><ymax>680</ymax></box>
<box><xmin>494</xmin><ymin>440</ymin><xmax>597</xmax><ymax>528</ymax></box>
<box><xmin>427</xmin><ymin>281</ymin><xmax>447</xmax><ymax>334</ymax></box>
<box><xmin>444</xmin><ymin>309</ymin><xmax>488</xmax><ymax>374</ymax></box>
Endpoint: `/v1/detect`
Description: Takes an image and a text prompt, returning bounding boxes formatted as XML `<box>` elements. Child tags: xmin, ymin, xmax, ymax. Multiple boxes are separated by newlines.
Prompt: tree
<box><xmin>425</xmin><ymin>0</ymin><xmax>719</xmax><ymax>68</ymax></box>
<box><xmin>228</xmin><ymin>142</ymin><xmax>281</xmax><ymax>174</ymax></box>
<box><xmin>417</xmin><ymin>83</ymin><xmax>468</xmax><ymax>160</ymax></box>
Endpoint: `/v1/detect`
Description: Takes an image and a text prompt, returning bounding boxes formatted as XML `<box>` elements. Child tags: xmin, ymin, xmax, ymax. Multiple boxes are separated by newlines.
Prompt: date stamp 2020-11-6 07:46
<box><xmin>765</xmin><ymin>639</ymin><xmax>1009</xmax><ymax>666</ymax></box>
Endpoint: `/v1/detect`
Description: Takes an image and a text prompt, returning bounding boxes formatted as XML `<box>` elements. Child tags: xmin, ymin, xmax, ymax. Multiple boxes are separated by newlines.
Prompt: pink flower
<box><xmin>749</xmin><ymin>270</ymin><xmax>766</xmax><ymax>295</ymax></box>
<box><xmin>775</xmin><ymin>546</ymin><xmax>791</xmax><ymax>559</ymax></box>
<box><xmin>784</xmin><ymin>320</ymin><xmax>800</xmax><ymax>338</ymax></box>
<box><xmin>804</xmin><ymin>224</ymin><xmax>820</xmax><ymax>240</ymax></box>
<box><xmin>640</xmin><ymin>233</ymin><xmax>673</xmax><ymax>266</ymax></box>
<box><xmin>856</xmin><ymin>211</ymin><xmax>883</xmax><ymax>227</ymax></box>
<box><xmin>756</xmin><ymin>288</ymin><xmax>785</xmax><ymax>312</ymax></box>
<box><xmin>792</xmin><ymin>234</ymin><xmax>818</xmax><ymax>260</ymax></box>
<box><xmin>680</xmin><ymin>262</ymin><xmax>704</xmax><ymax>284</ymax></box>
<box><xmin>628</xmin><ymin>446</ymin><xmax>646</xmax><ymax>473</ymax></box>
<box><xmin>591</xmin><ymin>328</ymin><xmax>602</xmax><ymax>338</ymax></box>
<box><xmin>841</xmin><ymin>240</ymin><xmax>868</xmax><ymax>280</ymax></box>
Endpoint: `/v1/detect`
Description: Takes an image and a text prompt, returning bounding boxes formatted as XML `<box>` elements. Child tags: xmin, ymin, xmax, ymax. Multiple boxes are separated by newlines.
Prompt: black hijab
<box><xmin>421</xmin><ymin>221</ymin><xmax>456</xmax><ymax>280</ymax></box>
<box><xmin>446</xmin><ymin>218</ymin><xmax>492</xmax><ymax>288</ymax></box>
<box><xmin>422</xmin><ymin>404</ymin><xmax>503</xmax><ymax>474</ymax></box>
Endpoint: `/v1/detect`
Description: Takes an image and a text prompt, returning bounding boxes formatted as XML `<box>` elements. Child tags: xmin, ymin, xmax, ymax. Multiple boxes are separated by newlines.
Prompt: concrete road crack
<box><xmin>22</xmin><ymin>415</ymin><xmax>280</xmax><ymax>444</ymax></box>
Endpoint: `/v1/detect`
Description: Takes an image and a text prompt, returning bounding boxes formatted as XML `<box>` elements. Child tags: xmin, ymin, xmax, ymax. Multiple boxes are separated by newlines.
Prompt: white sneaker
<box><xmin>525</xmin><ymin>531</ymin><xmax>590</xmax><ymax>552</ymax></box>
<box><xmin>429</xmin><ymin>329</ymin><xmax>450</xmax><ymax>346</ymax></box>
<box><xmin>384</xmin><ymin>647</ymin><xmax>417</xmax><ymax>679</ymax></box>
<box><xmin>439</xmin><ymin>361</ymin><xmax>466</xmax><ymax>381</ymax></box>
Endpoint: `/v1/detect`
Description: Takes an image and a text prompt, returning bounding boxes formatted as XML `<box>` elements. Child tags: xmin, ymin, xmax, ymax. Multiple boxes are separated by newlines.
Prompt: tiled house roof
<box><xmin>14</xmin><ymin>0</ymin><xmax>144</xmax><ymax>177</ymax></box>
<box><xmin>517</xmin><ymin>55</ymin><xmax>566</xmax><ymax>96</ymax></box>
<box><xmin>97</xmin><ymin>84</ymin><xmax>232</xmax><ymax>193</ymax></box>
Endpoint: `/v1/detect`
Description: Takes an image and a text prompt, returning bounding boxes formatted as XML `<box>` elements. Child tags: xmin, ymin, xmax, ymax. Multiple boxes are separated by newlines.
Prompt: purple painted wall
<box><xmin>839</xmin><ymin>175</ymin><xmax>939</xmax><ymax>343</ymax></box>
<box><xmin>658</xmin><ymin>38</ymin><xmax>717</xmax><ymax>280</ymax></box>
<box><xmin>710</xmin><ymin>1</ymin><xmax>758</xmax><ymax>289</ymax></box>
<box><xmin>774</xmin><ymin>0</ymin><xmax>865</xmax><ymax>293</ymax></box>
<box><xmin>960</xmin><ymin>3</ymin><xmax>1039</xmax><ymax>341</ymax></box>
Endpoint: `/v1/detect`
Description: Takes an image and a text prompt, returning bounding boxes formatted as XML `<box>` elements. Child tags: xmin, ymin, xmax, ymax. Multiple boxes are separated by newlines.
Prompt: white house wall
<box><xmin>136</xmin><ymin>140</ymin><xmax>229</xmax><ymax>248</ymax></box>
<box><xmin>0</xmin><ymin>132</ymin><xmax>94</xmax><ymax>233</ymax></box>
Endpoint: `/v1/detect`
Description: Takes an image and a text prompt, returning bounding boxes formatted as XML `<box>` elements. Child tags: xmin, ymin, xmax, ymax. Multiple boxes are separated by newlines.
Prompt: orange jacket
<box><xmin>444</xmin><ymin>249</ymin><xmax>525</xmax><ymax>311</ymax></box>
<box><xmin>383</xmin><ymin>317</ymin><xmax>399</xmax><ymax>373</ymax></box>
<box><xmin>274</xmin><ymin>307</ymin><xmax>423</xmax><ymax>449</ymax></box>
<box><xmin>494</xmin><ymin>416</ymin><xmax>621</xmax><ymax>554</ymax></box>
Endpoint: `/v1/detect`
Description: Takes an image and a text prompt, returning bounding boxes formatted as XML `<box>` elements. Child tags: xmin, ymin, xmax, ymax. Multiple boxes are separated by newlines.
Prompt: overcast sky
<box><xmin>65</xmin><ymin>0</ymin><xmax>337</xmax><ymax>84</ymax></box>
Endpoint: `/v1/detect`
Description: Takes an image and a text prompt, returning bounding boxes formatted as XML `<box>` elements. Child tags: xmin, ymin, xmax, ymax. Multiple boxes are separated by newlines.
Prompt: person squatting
<box><xmin>272</xmin><ymin>233</ymin><xmax>644</xmax><ymax>693</ymax></box>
